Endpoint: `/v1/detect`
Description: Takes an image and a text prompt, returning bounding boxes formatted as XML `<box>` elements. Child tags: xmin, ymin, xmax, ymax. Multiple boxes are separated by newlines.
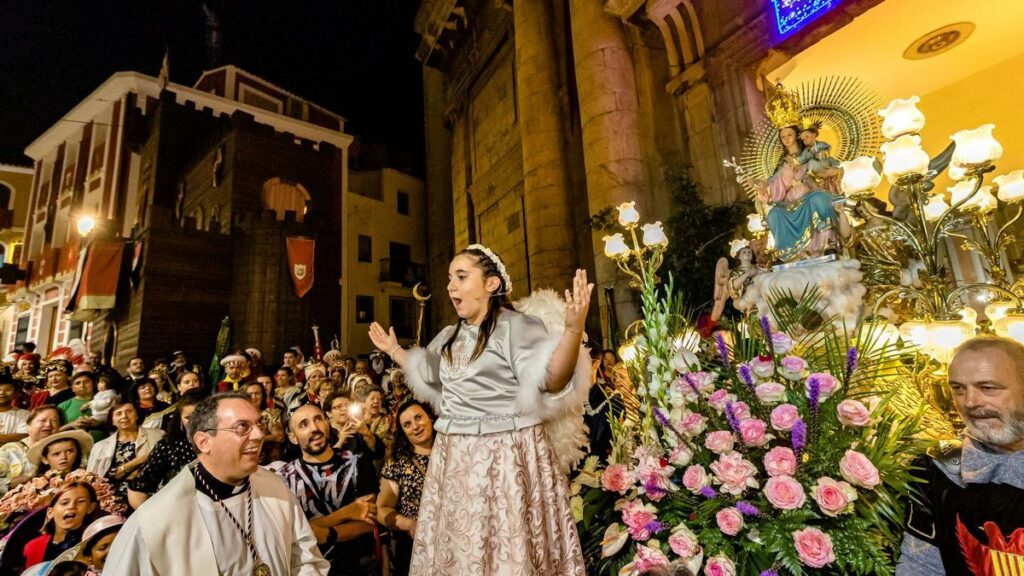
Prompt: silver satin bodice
<box><xmin>408</xmin><ymin>310</ymin><xmax>552</xmax><ymax>435</ymax></box>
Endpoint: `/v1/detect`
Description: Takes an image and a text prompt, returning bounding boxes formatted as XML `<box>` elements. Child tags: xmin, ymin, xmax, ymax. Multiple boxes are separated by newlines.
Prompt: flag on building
<box><xmin>286</xmin><ymin>236</ymin><xmax>315</xmax><ymax>298</ymax></box>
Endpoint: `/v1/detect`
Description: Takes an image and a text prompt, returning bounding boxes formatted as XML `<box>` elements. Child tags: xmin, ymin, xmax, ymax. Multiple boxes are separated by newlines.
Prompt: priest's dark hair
<box><xmin>187</xmin><ymin>391</ymin><xmax>252</xmax><ymax>448</ymax></box>
<box><xmin>441</xmin><ymin>247</ymin><xmax>515</xmax><ymax>365</ymax></box>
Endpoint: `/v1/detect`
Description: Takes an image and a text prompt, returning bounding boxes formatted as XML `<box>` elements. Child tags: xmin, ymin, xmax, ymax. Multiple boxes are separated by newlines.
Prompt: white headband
<box><xmin>466</xmin><ymin>244</ymin><xmax>513</xmax><ymax>295</ymax></box>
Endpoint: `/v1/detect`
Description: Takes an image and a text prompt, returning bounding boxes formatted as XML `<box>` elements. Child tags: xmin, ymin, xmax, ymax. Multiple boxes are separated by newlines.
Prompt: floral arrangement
<box><xmin>0</xmin><ymin>469</ymin><xmax>125</xmax><ymax>528</ymax></box>
<box><xmin>575</xmin><ymin>275</ymin><xmax>925</xmax><ymax>575</ymax></box>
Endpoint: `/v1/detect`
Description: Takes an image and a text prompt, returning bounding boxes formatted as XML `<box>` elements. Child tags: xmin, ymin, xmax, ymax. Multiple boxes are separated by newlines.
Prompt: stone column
<box><xmin>512</xmin><ymin>0</ymin><xmax>578</xmax><ymax>291</ymax></box>
<box><xmin>569</xmin><ymin>0</ymin><xmax>648</xmax><ymax>342</ymax></box>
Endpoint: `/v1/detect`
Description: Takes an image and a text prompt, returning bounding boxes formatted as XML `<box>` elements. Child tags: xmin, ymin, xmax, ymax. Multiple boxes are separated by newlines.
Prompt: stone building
<box><xmin>0</xmin><ymin>163</ymin><xmax>34</xmax><ymax>350</ymax></box>
<box><xmin>10</xmin><ymin>66</ymin><xmax>353</xmax><ymax>367</ymax></box>
<box><xmin>415</xmin><ymin>0</ymin><xmax>1023</xmax><ymax>343</ymax></box>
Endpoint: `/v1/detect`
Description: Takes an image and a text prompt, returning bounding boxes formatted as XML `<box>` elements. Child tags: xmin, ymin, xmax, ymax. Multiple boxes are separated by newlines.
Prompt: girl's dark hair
<box><xmin>38</xmin><ymin>439</ymin><xmax>84</xmax><ymax>475</ymax></box>
<box><xmin>40</xmin><ymin>481</ymin><xmax>98</xmax><ymax>535</ymax></box>
<box><xmin>105</xmin><ymin>401</ymin><xmax>138</xmax><ymax>433</ymax></box>
<box><xmin>388</xmin><ymin>400</ymin><xmax>435</xmax><ymax>461</ymax></box>
<box><xmin>166</xmin><ymin>388</ymin><xmax>210</xmax><ymax>438</ymax></box>
<box><xmin>441</xmin><ymin>248</ymin><xmax>515</xmax><ymax>364</ymax></box>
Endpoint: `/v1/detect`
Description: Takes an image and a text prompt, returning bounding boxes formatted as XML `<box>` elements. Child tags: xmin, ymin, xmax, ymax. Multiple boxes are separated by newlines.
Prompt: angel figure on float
<box><xmin>711</xmin><ymin>238</ymin><xmax>764</xmax><ymax>323</ymax></box>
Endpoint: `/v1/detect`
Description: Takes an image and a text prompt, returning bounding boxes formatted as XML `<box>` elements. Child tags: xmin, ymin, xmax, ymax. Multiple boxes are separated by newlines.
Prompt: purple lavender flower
<box><xmin>738</xmin><ymin>364</ymin><xmax>755</xmax><ymax>391</ymax></box>
<box><xmin>807</xmin><ymin>375</ymin><xmax>821</xmax><ymax>415</ymax></box>
<box><xmin>791</xmin><ymin>418</ymin><xmax>807</xmax><ymax>457</ymax></box>
<box><xmin>643</xmin><ymin>519</ymin><xmax>668</xmax><ymax>534</ymax></box>
<box><xmin>760</xmin><ymin>315</ymin><xmax>773</xmax><ymax>345</ymax></box>
<box><xmin>724</xmin><ymin>401</ymin><xmax>742</xmax><ymax>434</ymax></box>
<box><xmin>716</xmin><ymin>333</ymin><xmax>730</xmax><ymax>369</ymax></box>
<box><xmin>760</xmin><ymin>570</ymin><xmax>779</xmax><ymax>576</ymax></box>
<box><xmin>644</xmin><ymin>479</ymin><xmax>668</xmax><ymax>500</ymax></box>
<box><xmin>653</xmin><ymin>407</ymin><xmax>671</xmax><ymax>428</ymax></box>
<box><xmin>846</xmin><ymin>346</ymin><xmax>859</xmax><ymax>381</ymax></box>
<box><xmin>736</xmin><ymin>501</ymin><xmax>760</xmax><ymax>517</ymax></box>
<box><xmin>699</xmin><ymin>486</ymin><xmax>717</xmax><ymax>499</ymax></box>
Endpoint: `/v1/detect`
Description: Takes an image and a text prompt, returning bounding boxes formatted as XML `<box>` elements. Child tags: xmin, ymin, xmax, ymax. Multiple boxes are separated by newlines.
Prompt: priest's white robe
<box><xmin>104</xmin><ymin>463</ymin><xmax>329</xmax><ymax>575</ymax></box>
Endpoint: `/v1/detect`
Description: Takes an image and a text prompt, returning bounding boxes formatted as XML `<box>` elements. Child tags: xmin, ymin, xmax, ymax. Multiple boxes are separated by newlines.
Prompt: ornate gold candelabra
<box><xmin>601</xmin><ymin>202</ymin><xmax>668</xmax><ymax>289</ymax></box>
<box><xmin>842</xmin><ymin>97</ymin><xmax>1024</xmax><ymax>421</ymax></box>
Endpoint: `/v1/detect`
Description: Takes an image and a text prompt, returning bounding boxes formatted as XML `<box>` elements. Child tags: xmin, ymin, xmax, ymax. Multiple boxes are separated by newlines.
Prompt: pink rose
<box><xmin>668</xmin><ymin>525</ymin><xmax>700</xmax><ymax>558</ymax></box>
<box><xmin>750</xmin><ymin>356</ymin><xmax>775</xmax><ymax>378</ymax></box>
<box><xmin>770</xmin><ymin>403</ymin><xmax>800</xmax><ymax>431</ymax></box>
<box><xmin>839</xmin><ymin>450</ymin><xmax>881</xmax><ymax>489</ymax></box>
<box><xmin>620</xmin><ymin>500</ymin><xmax>658</xmax><ymax>541</ymax></box>
<box><xmin>705</xmin><ymin>554</ymin><xmax>737</xmax><ymax>576</ymax></box>
<box><xmin>670</xmin><ymin>444</ymin><xmax>693</xmax><ymax>467</ymax></box>
<box><xmin>755</xmin><ymin>382</ymin><xmax>787</xmax><ymax>404</ymax></box>
<box><xmin>793</xmin><ymin>527</ymin><xmax>836</xmax><ymax>568</ymax></box>
<box><xmin>837</xmin><ymin>399</ymin><xmax>871</xmax><ymax>426</ymax></box>
<box><xmin>731</xmin><ymin>401</ymin><xmax>751</xmax><ymax>421</ymax></box>
<box><xmin>710</xmin><ymin>452</ymin><xmax>759</xmax><ymax>495</ymax></box>
<box><xmin>705</xmin><ymin>430</ymin><xmax>736</xmax><ymax>454</ymax></box>
<box><xmin>771</xmin><ymin>332</ymin><xmax>794</xmax><ymax>354</ymax></box>
<box><xmin>812</xmin><ymin>476</ymin><xmax>858</xmax><ymax>517</ymax></box>
<box><xmin>739</xmin><ymin>418</ymin><xmax>772</xmax><ymax>447</ymax></box>
<box><xmin>601</xmin><ymin>463</ymin><xmax>634</xmax><ymax>494</ymax></box>
<box><xmin>715</xmin><ymin>507</ymin><xmax>744</xmax><ymax>536</ymax></box>
<box><xmin>677</xmin><ymin>410</ymin><xmax>708</xmax><ymax>438</ymax></box>
<box><xmin>763</xmin><ymin>446</ymin><xmax>797</xmax><ymax>477</ymax></box>
<box><xmin>631</xmin><ymin>543</ymin><xmax>670</xmax><ymax>572</ymax></box>
<box><xmin>687</xmin><ymin>371</ymin><xmax>718</xmax><ymax>393</ymax></box>
<box><xmin>707</xmin><ymin>389</ymin><xmax>731</xmax><ymax>412</ymax></box>
<box><xmin>682</xmin><ymin>464</ymin><xmax>710</xmax><ymax>493</ymax></box>
<box><xmin>638</xmin><ymin>466</ymin><xmax>676</xmax><ymax>502</ymax></box>
<box><xmin>763</xmin><ymin>475</ymin><xmax>807</xmax><ymax>510</ymax></box>
<box><xmin>780</xmin><ymin>356</ymin><xmax>808</xmax><ymax>380</ymax></box>
<box><xmin>807</xmin><ymin>373</ymin><xmax>839</xmax><ymax>400</ymax></box>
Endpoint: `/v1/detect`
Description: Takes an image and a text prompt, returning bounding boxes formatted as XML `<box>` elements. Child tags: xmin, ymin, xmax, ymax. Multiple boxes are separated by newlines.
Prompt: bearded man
<box><xmin>898</xmin><ymin>336</ymin><xmax>1024</xmax><ymax>575</ymax></box>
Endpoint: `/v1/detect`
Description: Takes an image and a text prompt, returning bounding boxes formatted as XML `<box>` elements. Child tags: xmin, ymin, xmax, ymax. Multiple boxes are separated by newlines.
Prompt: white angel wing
<box><xmin>514</xmin><ymin>288</ymin><xmax>592</xmax><ymax>473</ymax></box>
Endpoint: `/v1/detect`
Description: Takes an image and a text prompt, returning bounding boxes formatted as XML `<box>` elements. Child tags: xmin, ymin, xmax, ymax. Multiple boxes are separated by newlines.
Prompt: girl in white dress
<box><xmin>369</xmin><ymin>245</ymin><xmax>592</xmax><ymax>575</ymax></box>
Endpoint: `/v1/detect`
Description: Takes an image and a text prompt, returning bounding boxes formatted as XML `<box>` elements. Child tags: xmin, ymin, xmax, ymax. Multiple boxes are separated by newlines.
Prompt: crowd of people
<box><xmin>0</xmin><ymin>342</ymin><xmax>435</xmax><ymax>576</ymax></box>
<box><xmin>0</xmin><ymin>241</ymin><xmax>1012</xmax><ymax>576</ymax></box>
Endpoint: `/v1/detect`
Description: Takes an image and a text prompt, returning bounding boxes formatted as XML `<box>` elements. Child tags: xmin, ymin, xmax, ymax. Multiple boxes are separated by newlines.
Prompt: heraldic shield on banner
<box><xmin>286</xmin><ymin>236</ymin><xmax>315</xmax><ymax>298</ymax></box>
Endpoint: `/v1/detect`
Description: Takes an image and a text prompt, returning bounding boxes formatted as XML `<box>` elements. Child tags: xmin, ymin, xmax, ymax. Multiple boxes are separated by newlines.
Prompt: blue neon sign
<box><xmin>772</xmin><ymin>0</ymin><xmax>839</xmax><ymax>36</ymax></box>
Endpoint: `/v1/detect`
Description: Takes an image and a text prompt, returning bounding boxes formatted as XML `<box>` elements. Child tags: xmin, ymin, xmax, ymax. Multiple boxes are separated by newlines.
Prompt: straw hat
<box><xmin>27</xmin><ymin>430</ymin><xmax>94</xmax><ymax>466</ymax></box>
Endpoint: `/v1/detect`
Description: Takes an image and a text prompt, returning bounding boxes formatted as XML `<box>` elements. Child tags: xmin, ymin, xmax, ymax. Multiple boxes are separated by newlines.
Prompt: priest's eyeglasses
<box><xmin>204</xmin><ymin>420</ymin><xmax>260</xmax><ymax>437</ymax></box>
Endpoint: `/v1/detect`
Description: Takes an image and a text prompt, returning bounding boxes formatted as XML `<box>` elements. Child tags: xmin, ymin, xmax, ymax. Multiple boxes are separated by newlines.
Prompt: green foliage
<box><xmin>663</xmin><ymin>165</ymin><xmax>750</xmax><ymax>311</ymax></box>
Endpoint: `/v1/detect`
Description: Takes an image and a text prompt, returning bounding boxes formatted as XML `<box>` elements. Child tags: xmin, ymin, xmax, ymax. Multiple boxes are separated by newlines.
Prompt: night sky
<box><xmin>0</xmin><ymin>0</ymin><xmax>424</xmax><ymax>172</ymax></box>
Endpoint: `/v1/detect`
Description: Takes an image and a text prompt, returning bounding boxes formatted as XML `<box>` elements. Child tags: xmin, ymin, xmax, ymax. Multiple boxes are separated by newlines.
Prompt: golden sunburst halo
<box><xmin>737</xmin><ymin>76</ymin><xmax>884</xmax><ymax>201</ymax></box>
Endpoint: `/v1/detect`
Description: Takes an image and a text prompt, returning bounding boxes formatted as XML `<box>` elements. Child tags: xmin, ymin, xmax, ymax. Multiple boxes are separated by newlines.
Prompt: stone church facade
<box><xmin>416</xmin><ymin>0</ymin><xmax>884</xmax><ymax>342</ymax></box>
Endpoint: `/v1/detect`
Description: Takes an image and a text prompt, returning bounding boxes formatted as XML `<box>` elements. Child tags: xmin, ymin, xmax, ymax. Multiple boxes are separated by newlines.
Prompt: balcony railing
<box><xmin>379</xmin><ymin>258</ymin><xmax>426</xmax><ymax>287</ymax></box>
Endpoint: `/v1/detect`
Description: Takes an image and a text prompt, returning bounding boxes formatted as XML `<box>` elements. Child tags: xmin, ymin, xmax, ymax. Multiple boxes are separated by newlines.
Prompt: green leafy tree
<box><xmin>663</xmin><ymin>165</ymin><xmax>749</xmax><ymax>311</ymax></box>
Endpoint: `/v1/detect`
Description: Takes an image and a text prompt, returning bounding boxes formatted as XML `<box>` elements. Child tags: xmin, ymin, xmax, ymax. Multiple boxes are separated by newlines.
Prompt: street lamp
<box><xmin>77</xmin><ymin>215</ymin><xmax>96</xmax><ymax>238</ymax></box>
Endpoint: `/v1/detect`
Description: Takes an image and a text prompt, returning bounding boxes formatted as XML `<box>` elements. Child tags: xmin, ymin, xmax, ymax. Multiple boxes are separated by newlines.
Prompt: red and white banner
<box><xmin>286</xmin><ymin>236</ymin><xmax>315</xmax><ymax>298</ymax></box>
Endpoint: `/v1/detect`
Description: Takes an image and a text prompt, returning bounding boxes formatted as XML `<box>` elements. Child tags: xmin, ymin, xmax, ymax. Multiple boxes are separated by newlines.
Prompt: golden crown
<box><xmin>765</xmin><ymin>82</ymin><xmax>803</xmax><ymax>129</ymax></box>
